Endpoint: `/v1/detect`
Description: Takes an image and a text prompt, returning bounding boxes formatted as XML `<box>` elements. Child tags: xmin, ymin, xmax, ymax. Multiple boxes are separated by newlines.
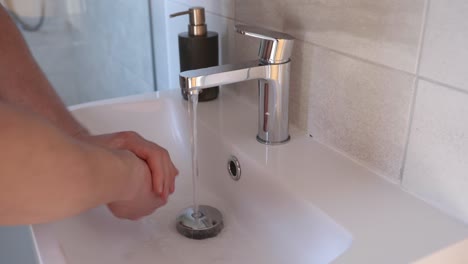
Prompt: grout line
<box><xmin>205</xmin><ymin>10</ymin><xmax>236</xmax><ymax>21</ymax></box>
<box><xmin>212</xmin><ymin>2</ymin><xmax>468</xmax><ymax>98</ymax></box>
<box><xmin>419</xmin><ymin>75</ymin><xmax>468</xmax><ymax>96</ymax></box>
<box><xmin>314</xmin><ymin>137</ymin><xmax>401</xmax><ymax>185</ymax></box>
<box><xmin>413</xmin><ymin>1</ymin><xmax>431</xmax><ymax>76</ymax></box>
<box><xmin>233</xmin><ymin>16</ymin><xmax>418</xmax><ymax>77</ymax></box>
<box><xmin>301</xmin><ymin>39</ymin><xmax>416</xmax><ymax>77</ymax></box>
<box><xmin>399</xmin><ymin>0</ymin><xmax>431</xmax><ymax>184</ymax></box>
<box><xmin>235</xmin><ymin>18</ymin><xmax>468</xmax><ymax>98</ymax></box>
<box><xmin>400</xmin><ymin>182</ymin><xmax>468</xmax><ymax>225</ymax></box>
<box><xmin>399</xmin><ymin>79</ymin><xmax>420</xmax><ymax>181</ymax></box>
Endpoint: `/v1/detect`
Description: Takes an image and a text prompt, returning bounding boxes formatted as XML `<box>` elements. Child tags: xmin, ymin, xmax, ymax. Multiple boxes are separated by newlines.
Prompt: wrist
<box><xmin>112</xmin><ymin>150</ymin><xmax>146</xmax><ymax>201</ymax></box>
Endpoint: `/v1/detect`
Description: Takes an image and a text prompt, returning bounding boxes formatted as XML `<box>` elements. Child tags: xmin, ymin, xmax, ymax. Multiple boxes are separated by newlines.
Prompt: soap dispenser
<box><xmin>170</xmin><ymin>7</ymin><xmax>219</xmax><ymax>101</ymax></box>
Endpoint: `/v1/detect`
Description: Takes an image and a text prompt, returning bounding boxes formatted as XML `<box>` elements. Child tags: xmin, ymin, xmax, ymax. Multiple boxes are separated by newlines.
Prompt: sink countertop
<box><xmin>189</xmin><ymin>88</ymin><xmax>468</xmax><ymax>263</ymax></box>
<box><xmin>34</xmin><ymin>89</ymin><xmax>468</xmax><ymax>264</ymax></box>
<box><xmin>270</xmin><ymin>131</ymin><xmax>468</xmax><ymax>264</ymax></box>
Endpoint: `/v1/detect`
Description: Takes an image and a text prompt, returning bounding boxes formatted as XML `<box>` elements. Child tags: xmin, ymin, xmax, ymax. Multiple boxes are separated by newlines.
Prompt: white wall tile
<box><xmin>419</xmin><ymin>0</ymin><xmax>468</xmax><ymax>91</ymax></box>
<box><xmin>308</xmin><ymin>47</ymin><xmax>415</xmax><ymax>180</ymax></box>
<box><xmin>106</xmin><ymin>0</ymin><xmax>153</xmax><ymax>88</ymax></box>
<box><xmin>82</xmin><ymin>0</ymin><xmax>153</xmax><ymax>89</ymax></box>
<box><xmin>403</xmin><ymin>80</ymin><xmax>468</xmax><ymax>223</ymax></box>
<box><xmin>152</xmin><ymin>0</ymin><xmax>171</xmax><ymax>90</ymax></box>
<box><xmin>235</xmin><ymin>0</ymin><xmax>425</xmax><ymax>73</ymax></box>
<box><xmin>21</xmin><ymin>0</ymin><xmax>154</xmax><ymax>105</ymax></box>
<box><xmin>46</xmin><ymin>73</ymin><xmax>82</xmax><ymax>106</ymax></box>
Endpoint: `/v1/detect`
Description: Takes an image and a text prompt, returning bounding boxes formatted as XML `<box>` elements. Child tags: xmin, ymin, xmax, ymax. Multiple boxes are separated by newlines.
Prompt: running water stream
<box><xmin>188</xmin><ymin>93</ymin><xmax>201</xmax><ymax>218</ymax></box>
<box><xmin>176</xmin><ymin>92</ymin><xmax>223</xmax><ymax>240</ymax></box>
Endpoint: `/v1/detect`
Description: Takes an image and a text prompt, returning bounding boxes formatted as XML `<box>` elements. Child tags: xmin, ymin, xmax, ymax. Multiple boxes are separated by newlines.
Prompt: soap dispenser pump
<box><xmin>170</xmin><ymin>7</ymin><xmax>219</xmax><ymax>101</ymax></box>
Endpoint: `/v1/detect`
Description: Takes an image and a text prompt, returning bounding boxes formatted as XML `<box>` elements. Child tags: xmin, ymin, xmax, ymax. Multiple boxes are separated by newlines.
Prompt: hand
<box><xmin>78</xmin><ymin>131</ymin><xmax>179</xmax><ymax>202</ymax></box>
<box><xmin>108</xmin><ymin>150</ymin><xmax>167</xmax><ymax>220</ymax></box>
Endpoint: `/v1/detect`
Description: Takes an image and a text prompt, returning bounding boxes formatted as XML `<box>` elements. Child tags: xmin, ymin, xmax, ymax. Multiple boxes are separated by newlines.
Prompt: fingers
<box><xmin>168</xmin><ymin>158</ymin><xmax>178</xmax><ymax>194</ymax></box>
<box><xmin>86</xmin><ymin>131</ymin><xmax>177</xmax><ymax>221</ymax></box>
<box><xmin>108</xmin><ymin>194</ymin><xmax>167</xmax><ymax>221</ymax></box>
<box><xmin>160</xmin><ymin>152</ymin><xmax>178</xmax><ymax>199</ymax></box>
<box><xmin>90</xmin><ymin>131</ymin><xmax>179</xmax><ymax>204</ymax></box>
<box><xmin>152</xmin><ymin>154</ymin><xmax>166</xmax><ymax>197</ymax></box>
<box><xmin>160</xmin><ymin>155</ymin><xmax>170</xmax><ymax>200</ymax></box>
<box><xmin>123</xmin><ymin>134</ymin><xmax>178</xmax><ymax>201</ymax></box>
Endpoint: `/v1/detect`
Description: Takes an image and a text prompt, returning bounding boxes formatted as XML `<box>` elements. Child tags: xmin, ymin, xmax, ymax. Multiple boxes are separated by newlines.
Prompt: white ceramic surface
<box><xmin>32</xmin><ymin>91</ymin><xmax>352</xmax><ymax>264</ymax></box>
<box><xmin>32</xmin><ymin>90</ymin><xmax>468</xmax><ymax>264</ymax></box>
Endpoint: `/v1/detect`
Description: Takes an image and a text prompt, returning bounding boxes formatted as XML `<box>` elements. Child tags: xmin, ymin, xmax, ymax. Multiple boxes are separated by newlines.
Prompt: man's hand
<box><xmin>0</xmin><ymin>6</ymin><xmax>176</xmax><ymax>223</ymax></box>
<box><xmin>78</xmin><ymin>131</ymin><xmax>179</xmax><ymax>220</ymax></box>
<box><xmin>109</xmin><ymin>150</ymin><xmax>168</xmax><ymax>220</ymax></box>
<box><xmin>80</xmin><ymin>131</ymin><xmax>179</xmax><ymax>201</ymax></box>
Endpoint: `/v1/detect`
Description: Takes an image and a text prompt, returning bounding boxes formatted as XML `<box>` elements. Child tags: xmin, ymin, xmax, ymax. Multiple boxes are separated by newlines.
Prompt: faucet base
<box><xmin>256</xmin><ymin>135</ymin><xmax>291</xmax><ymax>145</ymax></box>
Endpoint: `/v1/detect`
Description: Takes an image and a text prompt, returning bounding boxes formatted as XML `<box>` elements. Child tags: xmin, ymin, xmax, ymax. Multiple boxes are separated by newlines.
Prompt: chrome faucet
<box><xmin>179</xmin><ymin>25</ymin><xmax>294</xmax><ymax>144</ymax></box>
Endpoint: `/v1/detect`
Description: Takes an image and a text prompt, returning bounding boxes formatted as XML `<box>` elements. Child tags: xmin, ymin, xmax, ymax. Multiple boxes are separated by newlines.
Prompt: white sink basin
<box><xmin>32</xmin><ymin>91</ymin><xmax>352</xmax><ymax>264</ymax></box>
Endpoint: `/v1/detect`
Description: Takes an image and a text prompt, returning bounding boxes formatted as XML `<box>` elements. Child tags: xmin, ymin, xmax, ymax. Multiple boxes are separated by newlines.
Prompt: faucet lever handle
<box><xmin>235</xmin><ymin>24</ymin><xmax>294</xmax><ymax>64</ymax></box>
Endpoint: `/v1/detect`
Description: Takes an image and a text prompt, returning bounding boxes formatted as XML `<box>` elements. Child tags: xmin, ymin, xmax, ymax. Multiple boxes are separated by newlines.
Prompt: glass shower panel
<box><xmin>2</xmin><ymin>0</ymin><xmax>155</xmax><ymax>105</ymax></box>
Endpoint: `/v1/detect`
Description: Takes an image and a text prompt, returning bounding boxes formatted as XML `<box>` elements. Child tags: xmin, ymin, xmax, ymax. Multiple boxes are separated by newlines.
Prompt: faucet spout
<box><xmin>178</xmin><ymin>24</ymin><xmax>294</xmax><ymax>145</ymax></box>
<box><xmin>179</xmin><ymin>59</ymin><xmax>291</xmax><ymax>145</ymax></box>
<box><xmin>179</xmin><ymin>60</ymin><xmax>268</xmax><ymax>95</ymax></box>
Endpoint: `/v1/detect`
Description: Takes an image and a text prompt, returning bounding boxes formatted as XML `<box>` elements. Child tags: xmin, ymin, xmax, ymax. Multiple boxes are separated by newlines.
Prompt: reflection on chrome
<box><xmin>179</xmin><ymin>24</ymin><xmax>295</xmax><ymax>145</ymax></box>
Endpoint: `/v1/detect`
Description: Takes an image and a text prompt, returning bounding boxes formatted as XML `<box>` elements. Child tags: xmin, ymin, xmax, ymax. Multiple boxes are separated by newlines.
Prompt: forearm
<box><xmin>0</xmin><ymin>5</ymin><xmax>88</xmax><ymax>136</ymax></box>
<box><xmin>0</xmin><ymin>103</ymin><xmax>135</xmax><ymax>225</ymax></box>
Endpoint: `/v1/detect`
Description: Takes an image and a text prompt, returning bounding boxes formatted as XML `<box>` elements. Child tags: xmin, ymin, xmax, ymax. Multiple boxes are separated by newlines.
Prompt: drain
<box><xmin>176</xmin><ymin>205</ymin><xmax>224</xmax><ymax>240</ymax></box>
<box><xmin>227</xmin><ymin>156</ymin><xmax>241</xmax><ymax>181</ymax></box>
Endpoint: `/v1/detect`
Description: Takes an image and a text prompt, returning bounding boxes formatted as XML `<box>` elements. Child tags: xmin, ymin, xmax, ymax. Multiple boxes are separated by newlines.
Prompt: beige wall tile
<box><xmin>308</xmin><ymin>47</ymin><xmax>415</xmax><ymax>180</ymax></box>
<box><xmin>235</xmin><ymin>0</ymin><xmax>285</xmax><ymax>30</ymax></box>
<box><xmin>235</xmin><ymin>0</ymin><xmax>425</xmax><ymax>73</ymax></box>
<box><xmin>403</xmin><ymin>80</ymin><xmax>468</xmax><ymax>224</ymax></box>
<box><xmin>289</xmin><ymin>41</ymin><xmax>313</xmax><ymax>131</ymax></box>
<box><xmin>419</xmin><ymin>0</ymin><xmax>468</xmax><ymax>91</ymax></box>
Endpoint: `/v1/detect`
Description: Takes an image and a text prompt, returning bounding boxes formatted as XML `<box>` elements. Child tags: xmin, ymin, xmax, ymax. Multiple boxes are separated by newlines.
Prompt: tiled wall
<box><xmin>174</xmin><ymin>0</ymin><xmax>468</xmax><ymax>224</ymax></box>
<box><xmin>4</xmin><ymin>0</ymin><xmax>154</xmax><ymax>105</ymax></box>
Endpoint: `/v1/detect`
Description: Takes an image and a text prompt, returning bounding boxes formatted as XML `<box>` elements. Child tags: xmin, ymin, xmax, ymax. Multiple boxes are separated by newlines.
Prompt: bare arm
<box><xmin>0</xmin><ymin>102</ymin><xmax>144</xmax><ymax>225</ymax></box>
<box><xmin>0</xmin><ymin>5</ymin><xmax>88</xmax><ymax>136</ymax></box>
<box><xmin>0</xmin><ymin>5</ymin><xmax>177</xmax><ymax>221</ymax></box>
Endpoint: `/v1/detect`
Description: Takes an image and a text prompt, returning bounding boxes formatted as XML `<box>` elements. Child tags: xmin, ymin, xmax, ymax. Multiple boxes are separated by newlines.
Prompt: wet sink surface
<box><xmin>32</xmin><ymin>92</ymin><xmax>352</xmax><ymax>264</ymax></box>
